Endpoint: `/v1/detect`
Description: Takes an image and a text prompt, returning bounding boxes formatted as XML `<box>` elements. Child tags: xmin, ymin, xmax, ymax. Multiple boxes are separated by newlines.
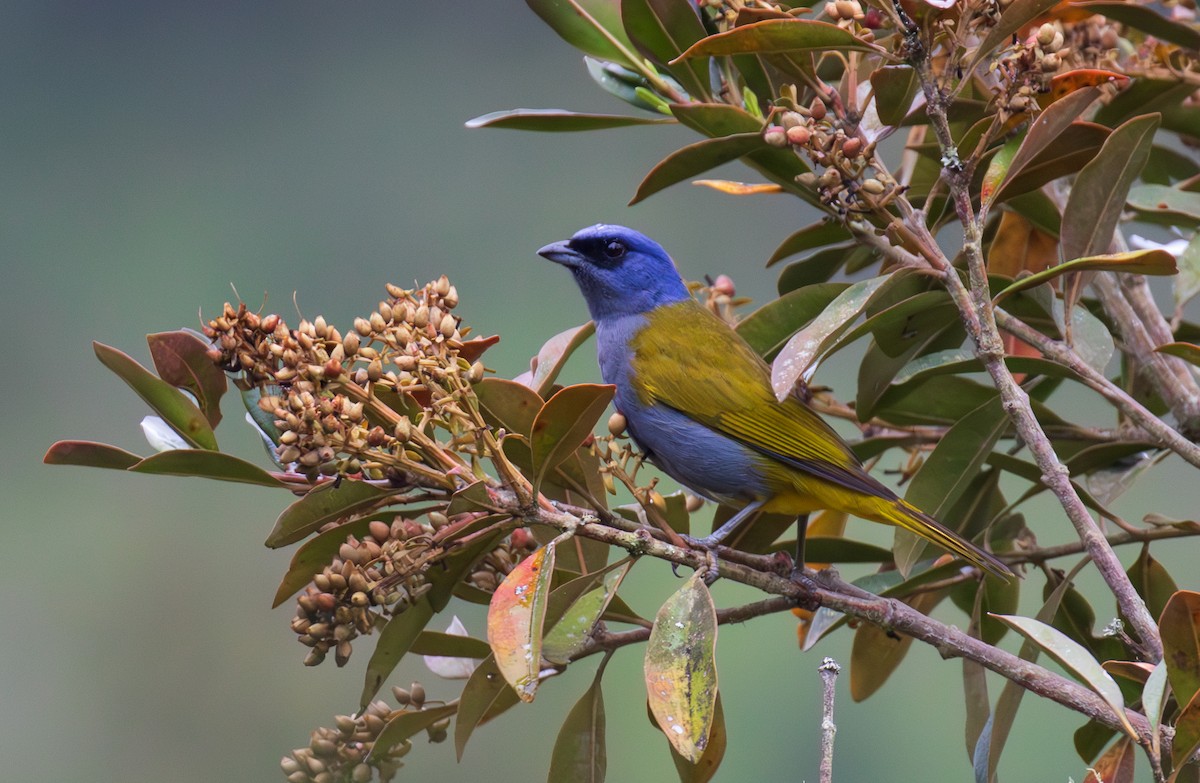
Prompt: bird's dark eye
<box><xmin>604</xmin><ymin>240</ymin><xmax>626</xmax><ymax>259</ymax></box>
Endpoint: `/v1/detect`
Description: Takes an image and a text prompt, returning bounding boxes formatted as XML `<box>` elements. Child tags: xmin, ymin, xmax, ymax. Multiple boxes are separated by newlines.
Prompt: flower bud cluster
<box><xmin>204</xmin><ymin>277</ymin><xmax>486</xmax><ymax>482</ymax></box>
<box><xmin>280</xmin><ymin>688</ymin><xmax>448</xmax><ymax>783</ymax></box>
<box><xmin>765</xmin><ymin>98</ymin><xmax>894</xmax><ymax>216</ymax></box>
<box><xmin>823</xmin><ymin>0</ymin><xmax>878</xmax><ymax>41</ymax></box>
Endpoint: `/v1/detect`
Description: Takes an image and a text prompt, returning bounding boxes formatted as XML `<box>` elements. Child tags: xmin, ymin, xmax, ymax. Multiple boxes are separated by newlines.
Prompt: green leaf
<box><xmin>465</xmin><ymin>109</ymin><xmax>674</xmax><ymax>131</ymax></box>
<box><xmin>370</xmin><ymin>704</ymin><xmax>457</xmax><ymax>761</ymax></box>
<box><xmin>43</xmin><ymin>440</ymin><xmax>143</xmax><ymax>470</ymax></box>
<box><xmin>1158</xmin><ymin>341</ymin><xmax>1200</xmax><ymax>366</ymax></box>
<box><xmin>266</xmin><ymin>480</ymin><xmax>396</xmax><ymax>548</ymax></box>
<box><xmin>1127</xmin><ymin>545</ymin><xmax>1179</xmax><ymax>620</ymax></box>
<box><xmin>584</xmin><ymin>57</ymin><xmax>677</xmax><ymax>112</ymax></box>
<box><xmin>991</xmin><ymin>614</ymin><xmax>1137</xmax><ymax>739</ymax></box>
<box><xmin>410</xmin><ymin>629</ymin><xmax>492</xmax><ymax>659</ymax></box>
<box><xmin>542</xmin><ymin>560</ymin><xmax>633</xmax><ymax>664</ymax></box>
<box><xmin>359</xmin><ymin>598</ymin><xmax>435</xmax><ymax>712</ymax></box>
<box><xmin>736</xmin><ymin>282</ymin><xmax>849</xmax><ymax>359</ymax></box>
<box><xmin>769</xmin><ymin>274</ymin><xmax>889</xmax><ymax>399</ymax></box>
<box><xmin>1161</xmin><ymin>590</ymin><xmax>1200</xmax><ymax>709</ymax></box>
<box><xmin>1127</xmin><ymin>184</ymin><xmax>1200</xmax><ymax>223</ymax></box>
<box><xmin>766</xmin><ymin>221</ymin><xmax>852</xmax><ymax>267</ymax></box>
<box><xmin>629</xmin><ymin>133</ymin><xmax>765</xmax><ymax>204</ymax></box>
<box><xmin>870</xmin><ymin>65</ymin><xmax>919</xmax><ymax>127</ymax></box>
<box><xmin>621</xmin><ymin>0</ymin><xmax>710</xmax><ymax>100</ymax></box>
<box><xmin>966</xmin><ymin>0</ymin><xmax>1064</xmax><ymax>73</ymax></box>
<box><xmin>645</xmin><ymin>570</ymin><xmax>718</xmax><ymax>763</ymax></box>
<box><xmin>455</xmin><ymin>654</ymin><xmax>522</xmax><ymax>760</ymax></box>
<box><xmin>1061</xmin><ymin>113</ymin><xmax>1161</xmax><ymax>262</ymax></box>
<box><xmin>487</xmin><ymin>542</ymin><xmax>557</xmax><ymax>702</ymax></box>
<box><xmin>1143</xmin><ymin>660</ymin><xmax>1168</xmax><ymax>759</ymax></box>
<box><xmin>988</xmin><ymin>88</ymin><xmax>1102</xmax><ymax>205</ymax></box>
<box><xmin>93</xmin><ymin>341</ymin><xmax>218</xmax><ymax>451</ymax></box>
<box><xmin>515</xmin><ymin>322</ymin><xmax>596</xmax><ymax>398</ymax></box>
<box><xmin>993</xmin><ymin>249</ymin><xmax>1177</xmax><ymax>304</ymax></box>
<box><xmin>128</xmin><ymin>449</ymin><xmax>289</xmax><ymax>488</ymax></box>
<box><xmin>1174</xmin><ymin>234</ymin><xmax>1200</xmax><ymax>311</ymax></box>
<box><xmin>527</xmin><ymin>0</ymin><xmax>639</xmax><ymax>67</ymax></box>
<box><xmin>1075</xmin><ymin>1</ymin><xmax>1200</xmax><ymax>51</ymax></box>
<box><xmin>530</xmin><ymin>384</ymin><xmax>615</xmax><ymax>494</ymax></box>
<box><xmin>147</xmin><ymin>330</ymin><xmax>227</xmax><ymax>428</ymax></box>
<box><xmin>673</xmin><ymin>18</ymin><xmax>875</xmax><ymax>60</ymax></box>
<box><xmin>776</xmin><ymin>245</ymin><xmax>864</xmax><ymax>292</ymax></box>
<box><xmin>547</xmin><ymin>664</ymin><xmax>607</xmax><ymax>783</ymax></box>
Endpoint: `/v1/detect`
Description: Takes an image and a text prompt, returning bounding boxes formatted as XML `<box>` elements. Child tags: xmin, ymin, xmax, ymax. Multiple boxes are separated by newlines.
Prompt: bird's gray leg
<box><xmin>697</xmin><ymin>499</ymin><xmax>766</xmax><ymax>547</ymax></box>
<box><xmin>794</xmin><ymin>513</ymin><xmax>810</xmax><ymax>574</ymax></box>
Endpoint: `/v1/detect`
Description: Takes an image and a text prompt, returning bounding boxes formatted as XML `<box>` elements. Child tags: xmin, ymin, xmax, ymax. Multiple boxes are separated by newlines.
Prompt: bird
<box><xmin>538</xmin><ymin>223</ymin><xmax>1011</xmax><ymax>579</ymax></box>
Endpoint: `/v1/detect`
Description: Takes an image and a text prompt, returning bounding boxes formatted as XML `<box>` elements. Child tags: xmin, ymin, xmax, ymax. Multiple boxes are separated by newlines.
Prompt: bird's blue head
<box><xmin>538</xmin><ymin>224</ymin><xmax>690</xmax><ymax>322</ymax></box>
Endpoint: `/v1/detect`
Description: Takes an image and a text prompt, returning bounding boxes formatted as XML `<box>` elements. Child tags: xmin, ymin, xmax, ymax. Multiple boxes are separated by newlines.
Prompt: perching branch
<box><xmin>818</xmin><ymin>658</ymin><xmax>841</xmax><ymax>783</ymax></box>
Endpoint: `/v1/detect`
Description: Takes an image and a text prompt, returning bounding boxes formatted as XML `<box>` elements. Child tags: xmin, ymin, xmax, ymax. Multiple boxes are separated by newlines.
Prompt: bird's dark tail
<box><xmin>889</xmin><ymin>499</ymin><xmax>1014</xmax><ymax>579</ymax></box>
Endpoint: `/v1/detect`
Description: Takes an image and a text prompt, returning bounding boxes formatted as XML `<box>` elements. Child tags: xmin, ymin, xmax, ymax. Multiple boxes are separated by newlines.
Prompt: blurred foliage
<box><xmin>43</xmin><ymin>0</ymin><xmax>1200</xmax><ymax>781</ymax></box>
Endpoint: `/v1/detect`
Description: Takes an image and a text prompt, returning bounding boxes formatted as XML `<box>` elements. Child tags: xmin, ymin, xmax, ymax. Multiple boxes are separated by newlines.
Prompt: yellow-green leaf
<box><xmin>993</xmin><ymin>249</ymin><xmax>1177</xmax><ymax>304</ymax></box>
<box><xmin>644</xmin><ymin>570</ymin><xmax>718</xmax><ymax>763</ymax></box>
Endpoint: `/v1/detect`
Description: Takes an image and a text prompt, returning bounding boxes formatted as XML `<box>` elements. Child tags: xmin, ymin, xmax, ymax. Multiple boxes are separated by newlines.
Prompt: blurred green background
<box><xmin>6</xmin><ymin>3</ymin><xmax>1194</xmax><ymax>781</ymax></box>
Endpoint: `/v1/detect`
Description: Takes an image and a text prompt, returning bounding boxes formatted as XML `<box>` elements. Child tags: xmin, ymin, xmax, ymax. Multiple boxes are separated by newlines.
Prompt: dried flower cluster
<box><xmin>280</xmin><ymin>687</ymin><xmax>449</xmax><ymax>783</ymax></box>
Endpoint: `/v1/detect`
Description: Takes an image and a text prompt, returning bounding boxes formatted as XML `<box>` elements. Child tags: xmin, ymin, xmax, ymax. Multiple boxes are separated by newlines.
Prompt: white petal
<box><xmin>140</xmin><ymin>416</ymin><xmax>189</xmax><ymax>452</ymax></box>
<box><xmin>423</xmin><ymin>616</ymin><xmax>481</xmax><ymax>680</ymax></box>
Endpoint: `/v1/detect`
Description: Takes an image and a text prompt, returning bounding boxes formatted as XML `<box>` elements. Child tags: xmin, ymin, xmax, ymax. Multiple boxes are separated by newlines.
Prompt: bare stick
<box><xmin>819</xmin><ymin>657</ymin><xmax>841</xmax><ymax>783</ymax></box>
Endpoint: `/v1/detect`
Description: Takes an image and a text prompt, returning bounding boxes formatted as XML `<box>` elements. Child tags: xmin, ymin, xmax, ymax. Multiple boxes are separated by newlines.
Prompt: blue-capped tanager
<box><xmin>539</xmin><ymin>224</ymin><xmax>1011</xmax><ymax>578</ymax></box>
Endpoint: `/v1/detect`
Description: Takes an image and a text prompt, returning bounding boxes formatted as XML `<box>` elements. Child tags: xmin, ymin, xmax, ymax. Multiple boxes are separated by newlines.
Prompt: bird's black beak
<box><xmin>537</xmin><ymin>241</ymin><xmax>583</xmax><ymax>267</ymax></box>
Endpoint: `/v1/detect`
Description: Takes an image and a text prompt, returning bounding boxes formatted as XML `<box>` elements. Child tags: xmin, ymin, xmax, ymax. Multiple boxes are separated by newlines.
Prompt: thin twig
<box><xmin>819</xmin><ymin>657</ymin><xmax>841</xmax><ymax>783</ymax></box>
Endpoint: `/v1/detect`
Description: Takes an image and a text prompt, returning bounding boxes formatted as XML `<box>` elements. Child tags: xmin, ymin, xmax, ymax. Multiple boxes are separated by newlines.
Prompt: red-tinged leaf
<box><xmin>530</xmin><ymin>384</ymin><xmax>615</xmax><ymax>493</ymax></box>
<box><xmin>487</xmin><ymin>542</ymin><xmax>557</xmax><ymax>702</ymax></box>
<box><xmin>1042</xmin><ymin>70</ymin><xmax>1128</xmax><ymax>106</ymax></box>
<box><xmin>991</xmin><ymin>614</ymin><xmax>1137</xmax><ymax>739</ymax></box>
<box><xmin>1172</xmin><ymin>689</ymin><xmax>1200</xmax><ymax>777</ymax></box>
<box><xmin>271</xmin><ymin>515</ymin><xmax>379</xmax><ymax>607</ymax></box>
<box><xmin>1074</xmin><ymin>1</ymin><xmax>1200</xmax><ymax>51</ymax></box>
<box><xmin>992</xmin><ymin>120</ymin><xmax>1110</xmax><ymax>204</ymax></box>
<box><xmin>1061</xmin><ymin>113</ymin><xmax>1161</xmax><ymax>262</ymax></box>
<box><xmin>266</xmin><ymin>480</ymin><xmax>396</xmax><ymax>548</ymax></box>
<box><xmin>1158</xmin><ymin>342</ymin><xmax>1200</xmax><ymax>366</ymax></box>
<box><xmin>871</xmin><ymin>65</ymin><xmax>919</xmax><ymax>127</ymax></box>
<box><xmin>526</xmin><ymin>0</ymin><xmax>640</xmax><ymax>67</ymax></box>
<box><xmin>93</xmin><ymin>341</ymin><xmax>218</xmax><ymax>450</ymax></box>
<box><xmin>691</xmin><ymin>179</ymin><xmax>784</xmax><ymax>195</ymax></box>
<box><xmin>458</xmin><ymin>334</ymin><xmax>501</xmax><ymax>363</ymax></box>
<box><xmin>455</xmin><ymin>654</ymin><xmax>522</xmax><ymax>760</ymax></box>
<box><xmin>543</xmin><ymin>560</ymin><xmax>634</xmax><ymax>664</ymax></box>
<box><xmin>369</xmin><ymin>704</ymin><xmax>458</xmax><ymax>761</ymax></box>
<box><xmin>128</xmin><ymin>449</ymin><xmax>289</xmax><ymax>488</ymax></box>
<box><xmin>630</xmin><ymin>133</ymin><xmax>765</xmax><ymax>205</ymax></box>
<box><xmin>547</xmin><ymin>664</ymin><xmax>607</xmax><ymax>783</ymax></box>
<box><xmin>147</xmin><ymin>330</ymin><xmax>228</xmax><ymax>428</ymax></box>
<box><xmin>1161</xmin><ymin>591</ymin><xmax>1200</xmax><ymax>709</ymax></box>
<box><xmin>766</xmin><ymin>221</ymin><xmax>852</xmax><ymax>267</ymax></box>
<box><xmin>622</xmin><ymin>0</ymin><xmax>711</xmax><ymax>99</ymax></box>
<box><xmin>770</xmin><ymin>274</ymin><xmax>889</xmax><ymax>400</ymax></box>
<box><xmin>850</xmin><ymin>590</ymin><xmax>944</xmax><ymax>701</ymax></box>
<box><xmin>1082</xmin><ymin>737</ymin><xmax>1136</xmax><ymax>783</ymax></box>
<box><xmin>993</xmin><ymin>249</ymin><xmax>1177</xmax><ymax>304</ymax></box>
<box><xmin>672</xmin><ymin>18</ymin><xmax>875</xmax><ymax>61</ymax></box>
<box><xmin>43</xmin><ymin>440</ymin><xmax>142</xmax><ymax>470</ymax></box>
<box><xmin>513</xmin><ymin>322</ymin><xmax>595</xmax><ymax>398</ymax></box>
<box><xmin>669</xmin><ymin>691</ymin><xmax>726</xmax><ymax>783</ymax></box>
<box><xmin>465</xmin><ymin>109</ymin><xmax>674</xmax><ymax>132</ymax></box>
<box><xmin>967</xmin><ymin>0</ymin><xmax>1063</xmax><ymax>71</ymax></box>
<box><xmin>981</xmin><ymin>132</ymin><xmax>1021</xmax><ymax>210</ymax></box>
<box><xmin>1101</xmin><ymin>660</ymin><xmax>1157</xmax><ymax>684</ymax></box>
<box><xmin>645</xmin><ymin>570</ymin><xmax>718</xmax><ymax>763</ymax></box>
<box><xmin>989</xmin><ymin>87</ymin><xmax>1100</xmax><ymax>206</ymax></box>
